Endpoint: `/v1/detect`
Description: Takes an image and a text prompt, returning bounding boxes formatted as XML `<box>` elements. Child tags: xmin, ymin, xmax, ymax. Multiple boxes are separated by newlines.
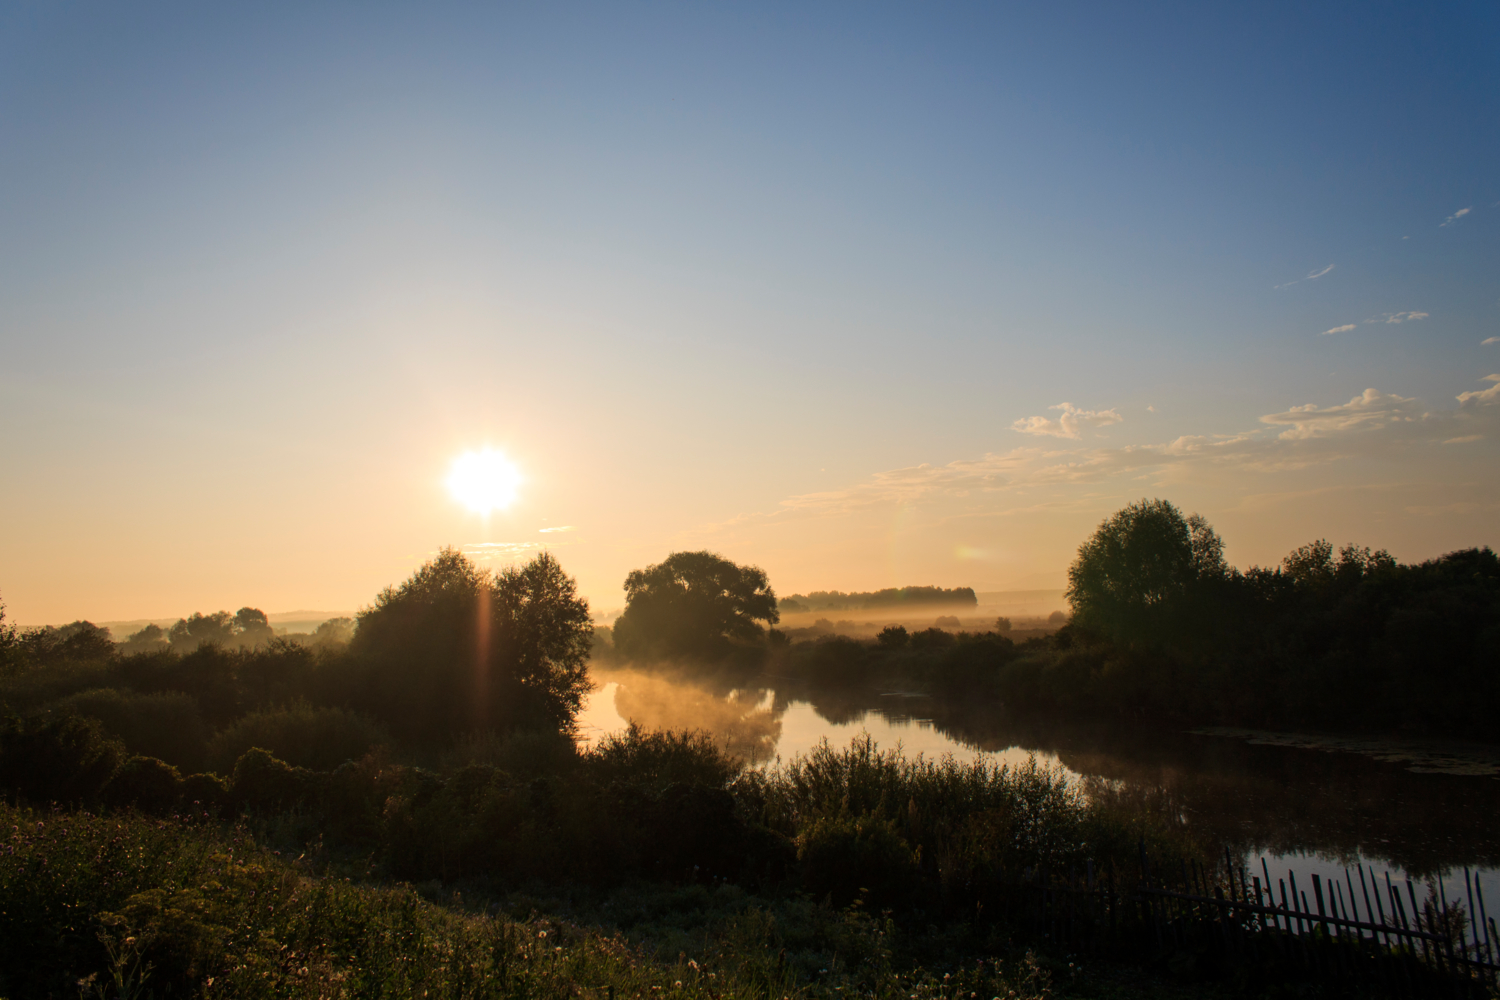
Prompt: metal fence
<box><xmin>998</xmin><ymin>847</ymin><xmax>1499</xmax><ymax>998</ymax></box>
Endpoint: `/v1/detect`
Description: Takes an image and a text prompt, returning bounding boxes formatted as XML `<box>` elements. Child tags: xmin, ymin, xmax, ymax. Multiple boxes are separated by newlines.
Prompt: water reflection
<box><xmin>578</xmin><ymin>666</ymin><xmax>1500</xmax><ymax>897</ymax></box>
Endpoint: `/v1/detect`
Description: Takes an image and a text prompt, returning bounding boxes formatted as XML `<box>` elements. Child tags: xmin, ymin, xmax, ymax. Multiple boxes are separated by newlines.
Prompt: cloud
<box><xmin>1483</xmin><ymin>337</ymin><xmax>1499</xmax><ymax>346</ymax></box>
<box><xmin>688</xmin><ymin>376</ymin><xmax>1498</xmax><ymax>536</ymax></box>
<box><xmin>459</xmin><ymin>540</ymin><xmax>557</xmax><ymax>560</ymax></box>
<box><xmin>1457</xmin><ymin>374</ymin><xmax>1500</xmax><ymax>407</ymax></box>
<box><xmin>1375</xmin><ymin>311</ymin><xmax>1428</xmax><ymax>324</ymax></box>
<box><xmin>1441</xmin><ymin>207</ymin><xmax>1472</xmax><ymax>227</ymax></box>
<box><xmin>538</xmin><ymin>526</ymin><xmax>576</xmax><ymax>533</ymax></box>
<box><xmin>1274</xmin><ymin>264</ymin><xmax>1335</xmax><ymax>289</ymax></box>
<box><xmin>1012</xmin><ymin>402</ymin><xmax>1124</xmax><ymax>439</ymax></box>
<box><xmin>1322</xmin><ymin>324</ymin><xmax>1357</xmax><ymax>336</ymax></box>
<box><xmin>1258</xmin><ymin>388</ymin><xmax>1421</xmax><ymax>440</ymax></box>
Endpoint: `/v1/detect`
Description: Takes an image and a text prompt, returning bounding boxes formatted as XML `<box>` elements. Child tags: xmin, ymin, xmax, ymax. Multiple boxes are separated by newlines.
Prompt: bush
<box><xmin>55</xmin><ymin>687</ymin><xmax>208</xmax><ymax>770</ymax></box>
<box><xmin>207</xmin><ymin>701</ymin><xmax>389</xmax><ymax>773</ymax></box>
<box><xmin>444</xmin><ymin>727</ymin><xmax>579</xmax><ymax>780</ymax></box>
<box><xmin>586</xmin><ymin>724</ymin><xmax>741</xmax><ymax>791</ymax></box>
<box><xmin>0</xmin><ymin>713</ymin><xmax>124</xmax><ymax>803</ymax></box>
<box><xmin>228</xmin><ymin>747</ymin><xmax>317</xmax><ymax>812</ymax></box>
<box><xmin>101</xmin><ymin>755</ymin><xmax>186</xmax><ymax>812</ymax></box>
<box><xmin>797</xmin><ymin>812</ymin><xmax>920</xmax><ymax>907</ymax></box>
<box><xmin>908</xmin><ymin>627</ymin><xmax>955</xmax><ymax>650</ymax></box>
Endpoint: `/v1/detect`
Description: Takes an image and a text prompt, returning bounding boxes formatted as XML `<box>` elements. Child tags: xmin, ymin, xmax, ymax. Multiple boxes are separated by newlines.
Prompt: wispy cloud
<box><xmin>1258</xmin><ymin>388</ymin><xmax>1420</xmax><ymax>440</ymax></box>
<box><xmin>1441</xmin><ymin>207</ymin><xmax>1472</xmax><ymax>227</ymax></box>
<box><xmin>1274</xmin><ymin>263</ymin><xmax>1335</xmax><ymax>290</ymax></box>
<box><xmin>1012</xmin><ymin>402</ymin><xmax>1124</xmax><ymax>439</ymax></box>
<box><xmin>1457</xmin><ymin>374</ymin><xmax>1500</xmax><ymax>407</ymax></box>
<box><xmin>1483</xmin><ymin>337</ymin><xmax>1499</xmax><ymax>346</ymax></box>
<box><xmin>538</xmin><ymin>525</ymin><xmax>576</xmax><ymax>533</ymax></box>
<box><xmin>461</xmin><ymin>540</ymin><xmax>547</xmax><ymax>560</ymax></box>
<box><xmin>686</xmin><ymin>377</ymin><xmax>1499</xmax><ymax>539</ymax></box>
<box><xmin>1367</xmin><ymin>311</ymin><xmax>1429</xmax><ymax>325</ymax></box>
<box><xmin>1322</xmin><ymin>324</ymin><xmax>1357</xmax><ymax>336</ymax></box>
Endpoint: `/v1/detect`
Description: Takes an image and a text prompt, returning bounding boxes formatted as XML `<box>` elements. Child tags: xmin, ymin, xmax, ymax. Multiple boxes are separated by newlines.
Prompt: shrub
<box><xmin>797</xmin><ymin>812</ymin><xmax>920</xmax><ymax>907</ymax></box>
<box><xmin>0</xmin><ymin>713</ymin><xmax>124</xmax><ymax>803</ymax></box>
<box><xmin>228</xmin><ymin>747</ymin><xmax>317</xmax><ymax>812</ymax></box>
<box><xmin>55</xmin><ymin>688</ymin><xmax>208</xmax><ymax>770</ymax></box>
<box><xmin>586</xmin><ymin>724</ymin><xmax>741</xmax><ymax>791</ymax></box>
<box><xmin>444</xmin><ymin>727</ymin><xmax>579</xmax><ymax>780</ymax></box>
<box><xmin>908</xmin><ymin>627</ymin><xmax>955</xmax><ymax>650</ymax></box>
<box><xmin>101</xmin><ymin>755</ymin><xmax>185</xmax><ymax>812</ymax></box>
<box><xmin>207</xmin><ymin>701</ymin><xmax>389</xmax><ymax>773</ymax></box>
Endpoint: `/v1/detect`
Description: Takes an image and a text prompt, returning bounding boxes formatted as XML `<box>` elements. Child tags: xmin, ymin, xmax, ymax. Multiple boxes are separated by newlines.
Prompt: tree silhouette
<box><xmin>234</xmin><ymin>607</ymin><xmax>275</xmax><ymax>647</ymax></box>
<box><xmin>169</xmin><ymin>611</ymin><xmax>236</xmax><ymax>651</ymax></box>
<box><xmin>613</xmin><ymin>551</ymin><xmax>779</xmax><ymax>661</ymax></box>
<box><xmin>1066</xmin><ymin>498</ymin><xmax>1224</xmax><ymax>646</ymax></box>
<box><xmin>350</xmin><ymin>548</ymin><xmax>592</xmax><ymax>742</ymax></box>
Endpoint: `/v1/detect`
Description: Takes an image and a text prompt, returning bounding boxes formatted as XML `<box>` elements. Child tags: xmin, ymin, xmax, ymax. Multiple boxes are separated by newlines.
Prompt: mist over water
<box><xmin>578</xmin><ymin>666</ymin><xmax>1500</xmax><ymax>911</ymax></box>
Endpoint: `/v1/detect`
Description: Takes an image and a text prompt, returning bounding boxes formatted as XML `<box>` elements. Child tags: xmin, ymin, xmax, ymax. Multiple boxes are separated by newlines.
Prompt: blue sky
<box><xmin>2</xmin><ymin>2</ymin><xmax>1497</xmax><ymax>622</ymax></box>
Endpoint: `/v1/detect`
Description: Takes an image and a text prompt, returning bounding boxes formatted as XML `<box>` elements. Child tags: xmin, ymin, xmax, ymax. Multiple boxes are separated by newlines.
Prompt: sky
<box><xmin>2</xmin><ymin>2</ymin><xmax>1498</xmax><ymax>626</ymax></box>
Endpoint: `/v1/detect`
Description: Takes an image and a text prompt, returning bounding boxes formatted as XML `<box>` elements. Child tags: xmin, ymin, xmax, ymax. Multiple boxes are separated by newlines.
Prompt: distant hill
<box><xmin>779</xmin><ymin>586</ymin><xmax>977</xmax><ymax>614</ymax></box>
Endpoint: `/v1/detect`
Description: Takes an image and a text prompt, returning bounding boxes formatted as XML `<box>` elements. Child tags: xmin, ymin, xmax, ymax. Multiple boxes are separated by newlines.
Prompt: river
<box><xmin>577</xmin><ymin>665</ymin><xmax>1500</xmax><ymax>913</ymax></box>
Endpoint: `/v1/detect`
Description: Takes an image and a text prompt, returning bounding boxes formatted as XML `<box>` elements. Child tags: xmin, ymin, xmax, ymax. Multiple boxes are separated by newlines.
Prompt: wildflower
<box><xmin>688</xmin><ymin>960</ymin><xmax>699</xmax><ymax>971</ymax></box>
<box><xmin>538</xmin><ymin>930</ymin><xmax>548</xmax><ymax>939</ymax></box>
<box><xmin>674</xmin><ymin>982</ymin><xmax>683</xmax><ymax>989</ymax></box>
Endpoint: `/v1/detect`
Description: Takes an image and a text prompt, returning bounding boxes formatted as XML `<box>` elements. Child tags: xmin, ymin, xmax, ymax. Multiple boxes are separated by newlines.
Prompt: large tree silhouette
<box><xmin>1066</xmin><ymin>498</ymin><xmax>1224</xmax><ymax>647</ymax></box>
<box><xmin>613</xmin><ymin>551</ymin><xmax>779</xmax><ymax>661</ymax></box>
<box><xmin>350</xmin><ymin>548</ymin><xmax>592</xmax><ymax>742</ymax></box>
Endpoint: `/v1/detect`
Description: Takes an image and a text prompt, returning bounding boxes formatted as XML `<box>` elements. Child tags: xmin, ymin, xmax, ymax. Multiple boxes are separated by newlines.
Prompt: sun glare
<box><xmin>446</xmin><ymin>449</ymin><xmax>522</xmax><ymax>515</ymax></box>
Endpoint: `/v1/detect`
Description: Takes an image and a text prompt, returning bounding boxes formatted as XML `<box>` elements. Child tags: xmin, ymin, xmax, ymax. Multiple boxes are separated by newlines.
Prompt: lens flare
<box><xmin>446</xmin><ymin>449</ymin><xmax>522</xmax><ymax>514</ymax></box>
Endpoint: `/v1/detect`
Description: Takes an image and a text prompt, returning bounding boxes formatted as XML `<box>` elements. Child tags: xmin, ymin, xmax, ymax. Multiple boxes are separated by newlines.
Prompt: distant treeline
<box><xmin>4</xmin><ymin>608</ymin><xmax>355</xmax><ymax>661</ymax></box>
<box><xmin>771</xmin><ymin>501</ymin><xmax>1500</xmax><ymax>740</ymax></box>
<box><xmin>780</xmin><ymin>585</ymin><xmax>977</xmax><ymax>614</ymax></box>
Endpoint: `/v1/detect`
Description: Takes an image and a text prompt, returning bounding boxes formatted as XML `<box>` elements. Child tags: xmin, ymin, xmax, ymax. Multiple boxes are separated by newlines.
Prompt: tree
<box><xmin>349</xmin><ymin>548</ymin><xmax>592</xmax><ymax>743</ymax></box>
<box><xmin>122</xmin><ymin>623</ymin><xmax>169</xmax><ymax>655</ymax></box>
<box><xmin>0</xmin><ymin>595</ymin><xmax>20</xmax><ymax>676</ymax></box>
<box><xmin>312</xmin><ymin>616</ymin><xmax>354</xmax><ymax>648</ymax></box>
<box><xmin>1066</xmin><ymin>498</ymin><xmax>1224</xmax><ymax>646</ymax></box>
<box><xmin>170</xmin><ymin>611</ymin><xmax>237</xmax><ymax>651</ymax></box>
<box><xmin>234</xmin><ymin>607</ymin><xmax>275</xmax><ymax>648</ymax></box>
<box><xmin>19</xmin><ymin>621</ymin><xmax>116</xmax><ymax>665</ymax></box>
<box><xmin>612</xmin><ymin>551</ymin><xmax>779</xmax><ymax>661</ymax></box>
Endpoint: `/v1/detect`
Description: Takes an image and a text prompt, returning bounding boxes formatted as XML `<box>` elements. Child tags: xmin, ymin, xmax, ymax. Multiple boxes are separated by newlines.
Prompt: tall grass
<box><xmin>747</xmin><ymin>734</ymin><xmax>1088</xmax><ymax>867</ymax></box>
<box><xmin>0</xmin><ymin>801</ymin><xmax>1052</xmax><ymax>1000</ymax></box>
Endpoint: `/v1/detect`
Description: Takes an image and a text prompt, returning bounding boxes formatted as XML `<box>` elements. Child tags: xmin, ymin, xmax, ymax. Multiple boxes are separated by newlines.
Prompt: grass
<box><xmin>0</xmin><ymin>800</ymin><xmax>1065</xmax><ymax>1000</ymax></box>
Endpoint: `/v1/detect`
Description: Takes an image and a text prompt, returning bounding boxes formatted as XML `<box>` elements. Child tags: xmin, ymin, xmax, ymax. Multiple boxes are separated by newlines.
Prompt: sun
<box><xmin>446</xmin><ymin>449</ymin><xmax>522</xmax><ymax>515</ymax></box>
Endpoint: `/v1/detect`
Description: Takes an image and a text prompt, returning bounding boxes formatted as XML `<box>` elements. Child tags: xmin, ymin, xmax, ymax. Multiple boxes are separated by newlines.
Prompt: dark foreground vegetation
<box><xmin>0</xmin><ymin>500</ymin><xmax>1494</xmax><ymax>997</ymax></box>
<box><xmin>0</xmin><ymin>547</ymin><xmax>1207</xmax><ymax>999</ymax></box>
